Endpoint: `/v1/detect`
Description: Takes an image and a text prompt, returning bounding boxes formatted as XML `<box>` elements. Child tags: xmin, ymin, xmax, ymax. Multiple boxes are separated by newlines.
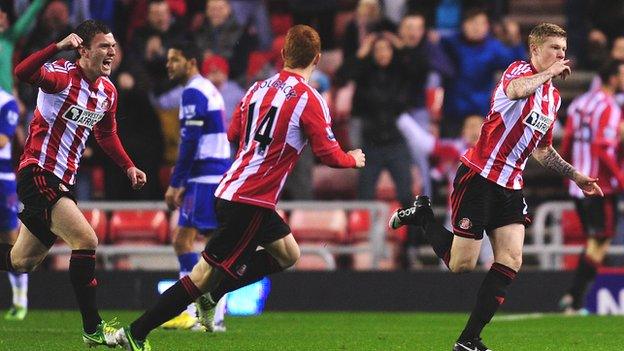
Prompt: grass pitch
<box><xmin>0</xmin><ymin>310</ymin><xmax>622</xmax><ymax>350</ymax></box>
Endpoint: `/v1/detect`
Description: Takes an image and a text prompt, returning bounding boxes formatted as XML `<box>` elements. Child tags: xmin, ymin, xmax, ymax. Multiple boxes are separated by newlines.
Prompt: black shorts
<box><xmin>16</xmin><ymin>165</ymin><xmax>76</xmax><ymax>248</ymax></box>
<box><xmin>574</xmin><ymin>195</ymin><xmax>617</xmax><ymax>238</ymax></box>
<box><xmin>450</xmin><ymin>164</ymin><xmax>529</xmax><ymax>240</ymax></box>
<box><xmin>202</xmin><ymin>199</ymin><xmax>291</xmax><ymax>279</ymax></box>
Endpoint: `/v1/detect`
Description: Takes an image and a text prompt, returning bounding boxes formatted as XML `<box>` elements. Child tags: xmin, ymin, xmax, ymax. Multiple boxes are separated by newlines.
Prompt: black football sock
<box><xmin>131</xmin><ymin>276</ymin><xmax>201</xmax><ymax>341</ymax></box>
<box><xmin>211</xmin><ymin>249</ymin><xmax>283</xmax><ymax>301</ymax></box>
<box><xmin>422</xmin><ymin>221</ymin><xmax>454</xmax><ymax>267</ymax></box>
<box><xmin>0</xmin><ymin>244</ymin><xmax>14</xmax><ymax>272</ymax></box>
<box><xmin>69</xmin><ymin>250</ymin><xmax>101</xmax><ymax>334</ymax></box>
<box><xmin>568</xmin><ymin>254</ymin><xmax>599</xmax><ymax>310</ymax></box>
<box><xmin>458</xmin><ymin>262</ymin><xmax>517</xmax><ymax>341</ymax></box>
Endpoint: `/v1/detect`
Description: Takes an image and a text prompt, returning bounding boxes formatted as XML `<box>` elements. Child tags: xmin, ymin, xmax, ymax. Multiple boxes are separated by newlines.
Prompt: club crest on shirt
<box><xmin>236</xmin><ymin>264</ymin><xmax>247</xmax><ymax>276</ymax></box>
<box><xmin>458</xmin><ymin>218</ymin><xmax>472</xmax><ymax>230</ymax></box>
<box><xmin>100</xmin><ymin>97</ymin><xmax>110</xmax><ymax>111</ymax></box>
<box><xmin>62</xmin><ymin>105</ymin><xmax>105</xmax><ymax>128</ymax></box>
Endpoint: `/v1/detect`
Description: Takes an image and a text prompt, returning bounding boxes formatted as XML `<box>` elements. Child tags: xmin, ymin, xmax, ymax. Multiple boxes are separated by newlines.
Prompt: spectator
<box><xmin>194</xmin><ymin>0</ymin><xmax>255</xmax><ymax>83</ymax></box>
<box><xmin>289</xmin><ymin>0</ymin><xmax>338</xmax><ymax>50</ymax></box>
<box><xmin>441</xmin><ymin>8</ymin><xmax>525</xmax><ymax>136</ymax></box>
<box><xmin>230</xmin><ymin>0</ymin><xmax>273</xmax><ymax>50</ymax></box>
<box><xmin>102</xmin><ymin>46</ymin><xmax>165</xmax><ymax>200</ymax></box>
<box><xmin>129</xmin><ymin>0</ymin><xmax>184</xmax><ymax>96</ymax></box>
<box><xmin>342</xmin><ymin>0</ymin><xmax>396</xmax><ymax>60</ymax></box>
<box><xmin>0</xmin><ymin>0</ymin><xmax>45</xmax><ymax>93</ymax></box>
<box><xmin>611</xmin><ymin>36</ymin><xmax>624</xmax><ymax>61</ymax></box>
<box><xmin>389</xmin><ymin>13</ymin><xmax>453</xmax><ymax>196</ymax></box>
<box><xmin>70</xmin><ymin>0</ymin><xmax>115</xmax><ymax>30</ymax></box>
<box><xmin>345</xmin><ymin>34</ymin><xmax>414</xmax><ymax>226</ymax></box>
<box><xmin>201</xmin><ymin>55</ymin><xmax>244</xmax><ymax>128</ymax></box>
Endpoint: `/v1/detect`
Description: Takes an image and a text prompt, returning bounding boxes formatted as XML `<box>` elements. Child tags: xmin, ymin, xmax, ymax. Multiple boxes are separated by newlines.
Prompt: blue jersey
<box><xmin>170</xmin><ymin>75</ymin><xmax>231</xmax><ymax>187</ymax></box>
<box><xmin>0</xmin><ymin>89</ymin><xmax>18</xmax><ymax>181</ymax></box>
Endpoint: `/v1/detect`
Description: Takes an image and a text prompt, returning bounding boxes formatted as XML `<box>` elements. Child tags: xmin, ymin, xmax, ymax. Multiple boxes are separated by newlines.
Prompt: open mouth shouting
<box><xmin>102</xmin><ymin>58</ymin><xmax>113</xmax><ymax>71</ymax></box>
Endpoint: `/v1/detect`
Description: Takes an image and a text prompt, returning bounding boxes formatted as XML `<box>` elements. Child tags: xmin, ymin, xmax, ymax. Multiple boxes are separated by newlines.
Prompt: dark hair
<box><xmin>462</xmin><ymin>7</ymin><xmax>488</xmax><ymax>23</ymax></box>
<box><xmin>148</xmin><ymin>0</ymin><xmax>168</xmax><ymax>6</ymax></box>
<box><xmin>598</xmin><ymin>60</ymin><xmax>624</xmax><ymax>84</ymax></box>
<box><xmin>74</xmin><ymin>20</ymin><xmax>111</xmax><ymax>57</ymax></box>
<box><xmin>170</xmin><ymin>41</ymin><xmax>201</xmax><ymax>64</ymax></box>
<box><xmin>283</xmin><ymin>25</ymin><xmax>321</xmax><ymax>69</ymax></box>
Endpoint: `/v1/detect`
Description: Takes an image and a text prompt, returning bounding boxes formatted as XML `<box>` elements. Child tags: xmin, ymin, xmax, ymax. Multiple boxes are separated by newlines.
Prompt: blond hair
<box><xmin>528</xmin><ymin>23</ymin><xmax>567</xmax><ymax>48</ymax></box>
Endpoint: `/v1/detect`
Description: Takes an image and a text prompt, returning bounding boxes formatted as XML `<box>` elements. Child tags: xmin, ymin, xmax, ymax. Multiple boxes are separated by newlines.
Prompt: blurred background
<box><xmin>1</xmin><ymin>0</ymin><xmax>624</xmax><ymax>314</ymax></box>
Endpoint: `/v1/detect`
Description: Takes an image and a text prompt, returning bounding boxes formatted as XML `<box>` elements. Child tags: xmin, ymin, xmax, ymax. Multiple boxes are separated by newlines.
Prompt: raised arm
<box><xmin>533</xmin><ymin>145</ymin><xmax>603</xmax><ymax>196</ymax></box>
<box><xmin>14</xmin><ymin>34</ymin><xmax>83</xmax><ymax>93</ymax></box>
<box><xmin>7</xmin><ymin>0</ymin><xmax>46</xmax><ymax>42</ymax></box>
<box><xmin>505</xmin><ymin>60</ymin><xmax>570</xmax><ymax>100</ymax></box>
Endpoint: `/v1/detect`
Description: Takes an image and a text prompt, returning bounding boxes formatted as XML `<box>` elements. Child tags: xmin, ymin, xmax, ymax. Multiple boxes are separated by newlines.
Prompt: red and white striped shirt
<box><xmin>461</xmin><ymin>60</ymin><xmax>561</xmax><ymax>189</ymax></box>
<box><xmin>561</xmin><ymin>89</ymin><xmax>623</xmax><ymax>197</ymax></box>
<box><xmin>216</xmin><ymin>70</ymin><xmax>355</xmax><ymax>209</ymax></box>
<box><xmin>15</xmin><ymin>44</ymin><xmax>134</xmax><ymax>185</ymax></box>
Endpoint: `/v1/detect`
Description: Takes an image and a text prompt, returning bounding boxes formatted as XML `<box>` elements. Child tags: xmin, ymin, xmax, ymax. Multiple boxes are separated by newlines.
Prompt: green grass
<box><xmin>0</xmin><ymin>310</ymin><xmax>622</xmax><ymax>350</ymax></box>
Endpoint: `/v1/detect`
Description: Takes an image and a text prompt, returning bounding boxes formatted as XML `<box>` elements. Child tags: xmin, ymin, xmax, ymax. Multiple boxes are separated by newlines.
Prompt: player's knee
<box><xmin>449</xmin><ymin>257</ymin><xmax>477</xmax><ymax>273</ymax></box>
<box><xmin>173</xmin><ymin>236</ymin><xmax>193</xmax><ymax>254</ymax></box>
<box><xmin>11</xmin><ymin>255</ymin><xmax>40</xmax><ymax>272</ymax></box>
<box><xmin>68</xmin><ymin>230</ymin><xmax>98</xmax><ymax>250</ymax></box>
<box><xmin>282</xmin><ymin>245</ymin><xmax>300</xmax><ymax>268</ymax></box>
<box><xmin>498</xmin><ymin>253</ymin><xmax>522</xmax><ymax>272</ymax></box>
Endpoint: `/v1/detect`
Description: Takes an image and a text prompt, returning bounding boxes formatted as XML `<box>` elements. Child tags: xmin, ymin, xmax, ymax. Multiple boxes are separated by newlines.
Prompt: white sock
<box><xmin>8</xmin><ymin>272</ymin><xmax>28</xmax><ymax>308</ymax></box>
<box><xmin>179</xmin><ymin>271</ymin><xmax>197</xmax><ymax>317</ymax></box>
<box><xmin>214</xmin><ymin>294</ymin><xmax>227</xmax><ymax>325</ymax></box>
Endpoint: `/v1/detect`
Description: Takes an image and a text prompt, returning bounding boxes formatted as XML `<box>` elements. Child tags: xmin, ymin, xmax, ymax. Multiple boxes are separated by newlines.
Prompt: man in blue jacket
<box><xmin>442</xmin><ymin>8</ymin><xmax>526</xmax><ymax>136</ymax></box>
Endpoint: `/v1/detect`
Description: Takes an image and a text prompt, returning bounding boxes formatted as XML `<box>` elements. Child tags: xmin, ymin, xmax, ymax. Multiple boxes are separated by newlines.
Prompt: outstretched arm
<box><xmin>7</xmin><ymin>0</ymin><xmax>46</xmax><ymax>42</ymax></box>
<box><xmin>533</xmin><ymin>145</ymin><xmax>603</xmax><ymax>196</ymax></box>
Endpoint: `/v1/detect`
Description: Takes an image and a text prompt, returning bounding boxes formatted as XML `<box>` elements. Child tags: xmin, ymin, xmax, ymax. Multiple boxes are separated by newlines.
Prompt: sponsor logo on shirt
<box><xmin>523</xmin><ymin>110</ymin><xmax>553</xmax><ymax>134</ymax></box>
<box><xmin>62</xmin><ymin>105</ymin><xmax>105</xmax><ymax>128</ymax></box>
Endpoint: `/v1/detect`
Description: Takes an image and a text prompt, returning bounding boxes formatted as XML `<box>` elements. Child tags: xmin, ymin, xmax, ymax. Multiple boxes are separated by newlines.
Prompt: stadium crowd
<box><xmin>2</xmin><ymin>0</ymin><xmax>624</xmax><ymax>270</ymax></box>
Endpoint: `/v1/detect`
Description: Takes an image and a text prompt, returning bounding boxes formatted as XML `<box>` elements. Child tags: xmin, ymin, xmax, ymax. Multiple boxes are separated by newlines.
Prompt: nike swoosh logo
<box><xmin>455</xmin><ymin>343</ymin><xmax>477</xmax><ymax>351</ymax></box>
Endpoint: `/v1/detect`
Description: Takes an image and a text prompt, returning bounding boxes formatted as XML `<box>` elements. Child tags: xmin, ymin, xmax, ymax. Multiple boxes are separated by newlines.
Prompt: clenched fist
<box><xmin>348</xmin><ymin>149</ymin><xmax>366</xmax><ymax>168</ymax></box>
<box><xmin>56</xmin><ymin>33</ymin><xmax>83</xmax><ymax>51</ymax></box>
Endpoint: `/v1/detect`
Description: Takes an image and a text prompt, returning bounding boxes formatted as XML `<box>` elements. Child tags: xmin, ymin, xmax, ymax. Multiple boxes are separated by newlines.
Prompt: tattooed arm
<box><xmin>533</xmin><ymin>145</ymin><xmax>603</xmax><ymax>196</ymax></box>
<box><xmin>505</xmin><ymin>60</ymin><xmax>571</xmax><ymax>100</ymax></box>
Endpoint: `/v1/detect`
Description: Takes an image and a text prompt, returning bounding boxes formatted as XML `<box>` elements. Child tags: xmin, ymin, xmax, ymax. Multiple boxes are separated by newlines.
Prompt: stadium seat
<box><xmin>312</xmin><ymin>165</ymin><xmax>358</xmax><ymax>199</ymax></box>
<box><xmin>109</xmin><ymin>210</ymin><xmax>169</xmax><ymax>244</ymax></box>
<box><xmin>289</xmin><ymin>209</ymin><xmax>348</xmax><ymax>243</ymax></box>
<box><xmin>246</xmin><ymin>51</ymin><xmax>272</xmax><ymax>80</ymax></box>
<box><xmin>376</xmin><ymin>167</ymin><xmax>423</xmax><ymax>202</ymax></box>
<box><xmin>82</xmin><ymin>209</ymin><xmax>109</xmax><ymax>243</ymax></box>
<box><xmin>561</xmin><ymin>210</ymin><xmax>585</xmax><ymax>270</ymax></box>
<box><xmin>90</xmin><ymin>166</ymin><xmax>105</xmax><ymax>199</ymax></box>
<box><xmin>347</xmin><ymin>209</ymin><xmax>371</xmax><ymax>243</ymax></box>
<box><xmin>269</xmin><ymin>13</ymin><xmax>292</xmax><ymax>36</ymax></box>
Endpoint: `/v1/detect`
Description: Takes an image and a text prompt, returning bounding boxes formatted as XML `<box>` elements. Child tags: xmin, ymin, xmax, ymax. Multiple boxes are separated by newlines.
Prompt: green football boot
<box><xmin>115</xmin><ymin>326</ymin><xmax>152</xmax><ymax>351</ymax></box>
<box><xmin>4</xmin><ymin>305</ymin><xmax>27</xmax><ymax>321</ymax></box>
<box><xmin>82</xmin><ymin>319</ymin><xmax>119</xmax><ymax>348</ymax></box>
